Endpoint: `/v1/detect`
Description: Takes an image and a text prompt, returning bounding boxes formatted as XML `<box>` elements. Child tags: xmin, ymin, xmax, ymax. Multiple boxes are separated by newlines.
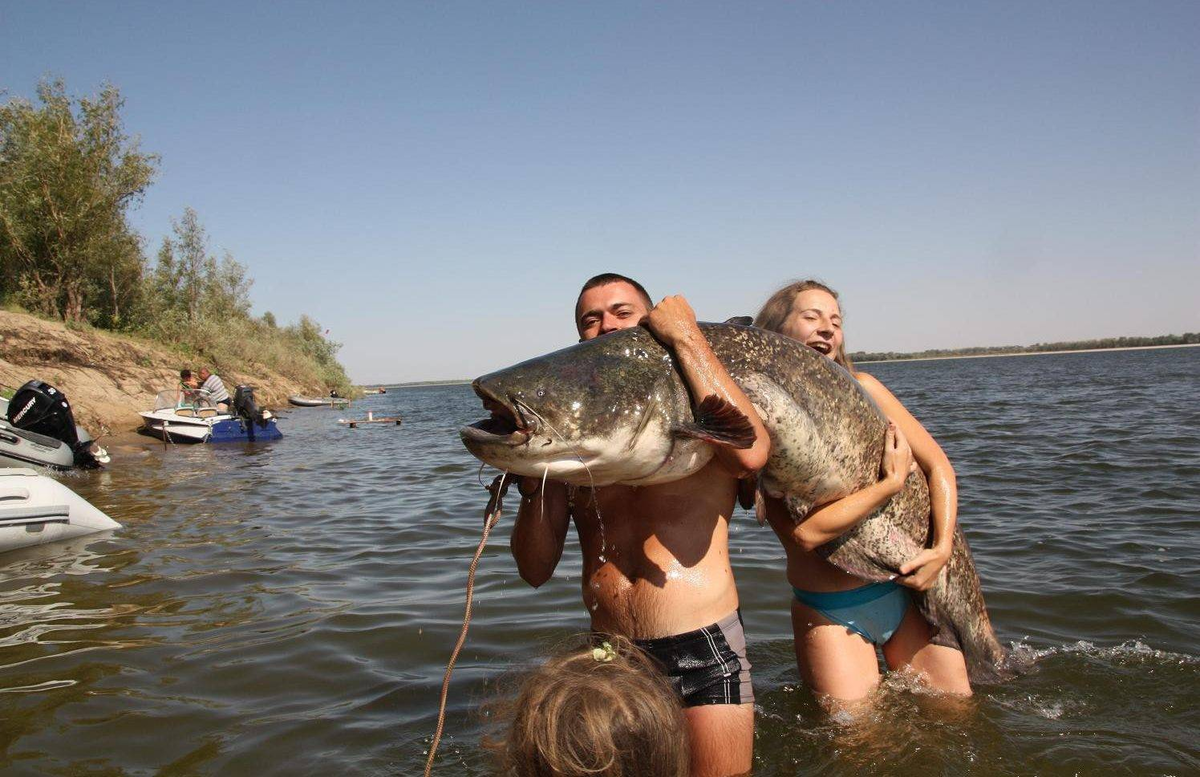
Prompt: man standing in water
<box><xmin>510</xmin><ymin>273</ymin><xmax>770</xmax><ymax>777</ymax></box>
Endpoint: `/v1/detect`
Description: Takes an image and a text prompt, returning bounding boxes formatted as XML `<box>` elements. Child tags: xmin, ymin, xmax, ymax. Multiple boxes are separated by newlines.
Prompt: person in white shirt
<box><xmin>197</xmin><ymin>368</ymin><xmax>231</xmax><ymax>411</ymax></box>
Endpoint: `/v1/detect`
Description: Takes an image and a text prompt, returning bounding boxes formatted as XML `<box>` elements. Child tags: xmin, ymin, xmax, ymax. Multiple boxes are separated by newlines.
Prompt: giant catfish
<box><xmin>460</xmin><ymin>322</ymin><xmax>1008</xmax><ymax>680</ymax></box>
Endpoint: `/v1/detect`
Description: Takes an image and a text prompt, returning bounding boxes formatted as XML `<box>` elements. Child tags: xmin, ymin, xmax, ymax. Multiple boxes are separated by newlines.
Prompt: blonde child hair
<box><xmin>492</xmin><ymin>635</ymin><xmax>688</xmax><ymax>777</ymax></box>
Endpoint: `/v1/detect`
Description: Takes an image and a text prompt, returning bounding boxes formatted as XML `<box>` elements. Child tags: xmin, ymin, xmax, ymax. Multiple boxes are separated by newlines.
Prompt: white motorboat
<box><xmin>139</xmin><ymin>386</ymin><xmax>282</xmax><ymax>443</ymax></box>
<box><xmin>0</xmin><ymin>468</ymin><xmax>121</xmax><ymax>553</ymax></box>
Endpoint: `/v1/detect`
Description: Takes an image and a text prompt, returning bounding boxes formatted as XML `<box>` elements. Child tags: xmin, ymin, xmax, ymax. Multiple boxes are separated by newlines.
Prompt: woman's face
<box><xmin>779</xmin><ymin>289</ymin><xmax>843</xmax><ymax>359</ymax></box>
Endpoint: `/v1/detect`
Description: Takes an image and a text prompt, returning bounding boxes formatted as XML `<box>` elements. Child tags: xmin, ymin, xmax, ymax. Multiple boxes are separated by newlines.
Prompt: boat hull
<box><xmin>288</xmin><ymin>396</ymin><xmax>349</xmax><ymax>407</ymax></box>
<box><xmin>140</xmin><ymin>411</ymin><xmax>283</xmax><ymax>443</ymax></box>
<box><xmin>0</xmin><ymin>468</ymin><xmax>121</xmax><ymax>554</ymax></box>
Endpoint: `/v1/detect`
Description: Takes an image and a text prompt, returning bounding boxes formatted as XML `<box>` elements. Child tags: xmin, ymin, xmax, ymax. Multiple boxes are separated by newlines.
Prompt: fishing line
<box><xmin>424</xmin><ymin>470</ymin><xmax>510</xmax><ymax>777</ymax></box>
<box><xmin>539</xmin><ymin>464</ymin><xmax>549</xmax><ymax>515</ymax></box>
<box><xmin>513</xmin><ymin>401</ymin><xmax>607</xmax><ymax>561</ymax></box>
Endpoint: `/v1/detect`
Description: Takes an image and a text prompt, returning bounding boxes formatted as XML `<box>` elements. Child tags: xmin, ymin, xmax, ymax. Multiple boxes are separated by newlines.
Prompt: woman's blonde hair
<box><xmin>489</xmin><ymin>635</ymin><xmax>688</xmax><ymax>777</ymax></box>
<box><xmin>754</xmin><ymin>279</ymin><xmax>855</xmax><ymax>371</ymax></box>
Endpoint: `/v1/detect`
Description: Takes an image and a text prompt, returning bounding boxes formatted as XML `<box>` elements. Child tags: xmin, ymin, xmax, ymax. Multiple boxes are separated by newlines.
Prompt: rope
<box><xmin>423</xmin><ymin>472</ymin><xmax>511</xmax><ymax>776</ymax></box>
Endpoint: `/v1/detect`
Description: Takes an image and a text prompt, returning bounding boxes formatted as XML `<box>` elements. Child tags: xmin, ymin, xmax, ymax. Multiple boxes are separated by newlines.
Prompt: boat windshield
<box><xmin>153</xmin><ymin>388</ymin><xmax>220</xmax><ymax>411</ymax></box>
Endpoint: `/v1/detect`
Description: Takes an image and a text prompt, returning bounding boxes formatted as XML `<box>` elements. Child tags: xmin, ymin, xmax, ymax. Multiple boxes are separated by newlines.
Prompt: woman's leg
<box><xmin>791</xmin><ymin>600</ymin><xmax>881</xmax><ymax>705</ymax></box>
<box><xmin>881</xmin><ymin>603</ymin><xmax>972</xmax><ymax>695</ymax></box>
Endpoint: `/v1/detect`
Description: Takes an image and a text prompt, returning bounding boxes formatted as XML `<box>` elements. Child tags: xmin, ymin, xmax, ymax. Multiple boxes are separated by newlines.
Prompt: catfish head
<box><xmin>459</xmin><ymin>326</ymin><xmax>756</xmax><ymax>487</ymax></box>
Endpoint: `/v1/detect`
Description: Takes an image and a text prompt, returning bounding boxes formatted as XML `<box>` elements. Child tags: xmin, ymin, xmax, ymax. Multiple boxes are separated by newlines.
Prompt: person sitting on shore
<box><xmin>197</xmin><ymin>367</ymin><xmax>231</xmax><ymax>411</ymax></box>
<box><xmin>490</xmin><ymin>636</ymin><xmax>689</xmax><ymax>777</ymax></box>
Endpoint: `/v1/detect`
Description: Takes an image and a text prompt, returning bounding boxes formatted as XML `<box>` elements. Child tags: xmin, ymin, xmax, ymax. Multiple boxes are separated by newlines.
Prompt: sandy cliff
<box><xmin>0</xmin><ymin>310</ymin><xmax>322</xmax><ymax>433</ymax></box>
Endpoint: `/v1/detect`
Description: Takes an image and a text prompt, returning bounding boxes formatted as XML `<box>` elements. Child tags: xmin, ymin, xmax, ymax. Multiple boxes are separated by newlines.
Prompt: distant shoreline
<box><xmin>855</xmin><ymin>342</ymin><xmax>1200</xmax><ymax>365</ymax></box>
<box><xmin>382</xmin><ymin>380</ymin><xmax>471</xmax><ymax>389</ymax></box>
<box><xmin>366</xmin><ymin>343</ymin><xmax>1200</xmax><ymax>386</ymax></box>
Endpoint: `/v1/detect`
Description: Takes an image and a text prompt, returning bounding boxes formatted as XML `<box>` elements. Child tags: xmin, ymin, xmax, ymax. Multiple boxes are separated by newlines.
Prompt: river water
<box><xmin>1</xmin><ymin>347</ymin><xmax>1197</xmax><ymax>775</ymax></box>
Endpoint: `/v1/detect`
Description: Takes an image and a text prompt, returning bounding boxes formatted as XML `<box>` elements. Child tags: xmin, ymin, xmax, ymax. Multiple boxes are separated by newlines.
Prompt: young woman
<box><xmin>755</xmin><ymin>280</ymin><xmax>971</xmax><ymax>704</ymax></box>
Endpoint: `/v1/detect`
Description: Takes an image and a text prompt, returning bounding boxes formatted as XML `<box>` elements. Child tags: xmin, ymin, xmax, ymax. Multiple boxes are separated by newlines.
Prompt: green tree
<box><xmin>146</xmin><ymin>207</ymin><xmax>253</xmax><ymax>334</ymax></box>
<box><xmin>0</xmin><ymin>79</ymin><xmax>157</xmax><ymax>323</ymax></box>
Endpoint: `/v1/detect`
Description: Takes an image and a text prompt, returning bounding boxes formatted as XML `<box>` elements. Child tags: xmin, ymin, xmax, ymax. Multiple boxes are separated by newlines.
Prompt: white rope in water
<box><xmin>424</xmin><ymin>471</ymin><xmax>510</xmax><ymax>776</ymax></box>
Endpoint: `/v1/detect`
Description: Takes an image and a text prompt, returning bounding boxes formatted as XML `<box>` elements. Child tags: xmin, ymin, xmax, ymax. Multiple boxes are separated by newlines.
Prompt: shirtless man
<box><xmin>510</xmin><ymin>273</ymin><xmax>770</xmax><ymax>777</ymax></box>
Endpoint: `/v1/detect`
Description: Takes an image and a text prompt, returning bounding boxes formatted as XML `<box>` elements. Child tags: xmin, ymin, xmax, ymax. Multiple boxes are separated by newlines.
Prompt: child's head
<box><xmin>494</xmin><ymin>636</ymin><xmax>688</xmax><ymax>777</ymax></box>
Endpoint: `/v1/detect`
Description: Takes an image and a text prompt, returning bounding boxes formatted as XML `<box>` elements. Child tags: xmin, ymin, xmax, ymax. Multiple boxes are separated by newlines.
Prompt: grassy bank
<box><xmin>0</xmin><ymin>308</ymin><xmax>344</xmax><ymax>432</ymax></box>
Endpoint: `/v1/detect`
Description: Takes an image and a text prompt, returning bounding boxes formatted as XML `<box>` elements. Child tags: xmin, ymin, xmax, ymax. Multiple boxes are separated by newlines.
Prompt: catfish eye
<box><xmin>536</xmin><ymin>388</ymin><xmax>546</xmax><ymax>398</ymax></box>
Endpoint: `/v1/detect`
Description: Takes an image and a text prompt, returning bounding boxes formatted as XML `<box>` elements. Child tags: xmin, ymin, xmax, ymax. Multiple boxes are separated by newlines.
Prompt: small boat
<box><xmin>362</xmin><ymin>387</ymin><xmax>387</xmax><ymax>395</ymax></box>
<box><xmin>140</xmin><ymin>385</ymin><xmax>282</xmax><ymax>443</ymax></box>
<box><xmin>288</xmin><ymin>395</ymin><xmax>350</xmax><ymax>407</ymax></box>
<box><xmin>0</xmin><ymin>381</ymin><xmax>109</xmax><ymax>471</ymax></box>
<box><xmin>0</xmin><ymin>468</ymin><xmax>121</xmax><ymax>553</ymax></box>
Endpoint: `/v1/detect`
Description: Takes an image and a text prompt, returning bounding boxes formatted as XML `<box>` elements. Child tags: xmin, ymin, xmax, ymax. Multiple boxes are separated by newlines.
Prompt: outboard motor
<box><xmin>233</xmin><ymin>385</ymin><xmax>268</xmax><ymax>428</ymax></box>
<box><xmin>6</xmin><ymin>380</ymin><xmax>104</xmax><ymax>468</ymax></box>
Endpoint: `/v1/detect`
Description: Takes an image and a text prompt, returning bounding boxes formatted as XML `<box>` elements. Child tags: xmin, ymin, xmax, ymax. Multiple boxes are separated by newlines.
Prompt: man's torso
<box><xmin>202</xmin><ymin>375</ymin><xmax>229</xmax><ymax>402</ymax></box>
<box><xmin>569</xmin><ymin>459</ymin><xmax>741</xmax><ymax>639</ymax></box>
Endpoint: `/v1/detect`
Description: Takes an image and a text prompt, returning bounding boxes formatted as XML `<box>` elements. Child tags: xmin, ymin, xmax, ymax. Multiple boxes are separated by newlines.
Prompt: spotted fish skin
<box><xmin>460</xmin><ymin>322</ymin><xmax>1007</xmax><ymax>679</ymax></box>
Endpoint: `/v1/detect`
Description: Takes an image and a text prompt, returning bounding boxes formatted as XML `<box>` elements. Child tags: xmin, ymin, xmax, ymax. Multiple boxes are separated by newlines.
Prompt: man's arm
<box><xmin>644</xmin><ymin>296</ymin><xmax>770</xmax><ymax>478</ymax></box>
<box><xmin>509</xmin><ymin>476</ymin><xmax>571</xmax><ymax>588</ymax></box>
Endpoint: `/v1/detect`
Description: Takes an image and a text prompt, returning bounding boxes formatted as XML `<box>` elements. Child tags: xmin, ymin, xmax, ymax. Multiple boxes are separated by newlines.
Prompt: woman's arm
<box><xmin>789</xmin><ymin>422</ymin><xmax>915</xmax><ymax>550</ymax></box>
<box><xmin>856</xmin><ymin>372</ymin><xmax>959</xmax><ymax>591</ymax></box>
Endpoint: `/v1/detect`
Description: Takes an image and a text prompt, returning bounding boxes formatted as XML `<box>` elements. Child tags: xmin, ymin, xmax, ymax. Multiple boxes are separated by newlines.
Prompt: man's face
<box><xmin>575</xmin><ymin>281</ymin><xmax>651</xmax><ymax>341</ymax></box>
<box><xmin>199</xmin><ymin>369</ymin><xmax>210</xmax><ymax>381</ymax></box>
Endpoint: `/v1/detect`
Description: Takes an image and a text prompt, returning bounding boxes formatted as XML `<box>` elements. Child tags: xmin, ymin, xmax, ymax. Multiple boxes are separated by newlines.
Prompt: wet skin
<box><xmin>509</xmin><ymin>281</ymin><xmax>765</xmax><ymax>777</ymax></box>
<box><xmin>766</xmin><ymin>287</ymin><xmax>972</xmax><ymax>701</ymax></box>
<box><xmin>510</xmin><ymin>283</ymin><xmax>767</xmax><ymax>638</ymax></box>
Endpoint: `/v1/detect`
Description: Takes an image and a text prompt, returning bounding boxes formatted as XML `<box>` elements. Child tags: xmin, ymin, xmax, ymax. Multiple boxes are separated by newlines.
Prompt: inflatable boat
<box><xmin>288</xmin><ymin>395</ymin><xmax>350</xmax><ymax>407</ymax></box>
<box><xmin>0</xmin><ymin>468</ymin><xmax>121</xmax><ymax>553</ymax></box>
<box><xmin>0</xmin><ymin>381</ymin><xmax>110</xmax><ymax>471</ymax></box>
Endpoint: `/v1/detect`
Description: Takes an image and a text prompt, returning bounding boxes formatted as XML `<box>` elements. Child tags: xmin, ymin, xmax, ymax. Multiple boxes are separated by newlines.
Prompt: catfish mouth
<box><xmin>461</xmin><ymin>384</ymin><xmax>538</xmax><ymax>445</ymax></box>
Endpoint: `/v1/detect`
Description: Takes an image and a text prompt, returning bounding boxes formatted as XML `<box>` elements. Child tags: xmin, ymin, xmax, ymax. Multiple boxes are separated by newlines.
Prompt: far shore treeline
<box><xmin>850</xmin><ymin>333</ymin><xmax>1200</xmax><ymax>364</ymax></box>
<box><xmin>0</xmin><ymin>79</ymin><xmax>352</xmax><ymax>395</ymax></box>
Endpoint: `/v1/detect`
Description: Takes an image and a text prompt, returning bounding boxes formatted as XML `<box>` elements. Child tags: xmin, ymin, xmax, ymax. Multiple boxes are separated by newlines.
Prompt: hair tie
<box><xmin>592</xmin><ymin>641</ymin><xmax>616</xmax><ymax>663</ymax></box>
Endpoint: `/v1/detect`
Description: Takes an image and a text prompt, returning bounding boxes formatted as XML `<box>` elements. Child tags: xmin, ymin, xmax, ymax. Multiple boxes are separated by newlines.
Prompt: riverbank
<box><xmin>0</xmin><ymin>310</ymin><xmax>330</xmax><ymax>433</ymax></box>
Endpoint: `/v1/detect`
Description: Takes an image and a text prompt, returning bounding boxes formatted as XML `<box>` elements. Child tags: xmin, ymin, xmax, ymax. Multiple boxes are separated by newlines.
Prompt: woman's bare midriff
<box><xmin>764</xmin><ymin>496</ymin><xmax>873</xmax><ymax>593</ymax></box>
<box><xmin>570</xmin><ymin>463</ymin><xmax>741</xmax><ymax>640</ymax></box>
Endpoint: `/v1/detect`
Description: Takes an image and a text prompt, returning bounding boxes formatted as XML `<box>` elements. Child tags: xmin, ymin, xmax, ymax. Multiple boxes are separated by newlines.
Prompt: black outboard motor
<box><xmin>6</xmin><ymin>380</ymin><xmax>102</xmax><ymax>468</ymax></box>
<box><xmin>233</xmin><ymin>385</ymin><xmax>268</xmax><ymax>427</ymax></box>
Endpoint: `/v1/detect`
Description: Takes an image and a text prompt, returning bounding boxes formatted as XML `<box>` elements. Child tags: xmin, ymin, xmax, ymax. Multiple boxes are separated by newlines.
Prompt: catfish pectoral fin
<box><xmin>674</xmin><ymin>395</ymin><xmax>756</xmax><ymax>449</ymax></box>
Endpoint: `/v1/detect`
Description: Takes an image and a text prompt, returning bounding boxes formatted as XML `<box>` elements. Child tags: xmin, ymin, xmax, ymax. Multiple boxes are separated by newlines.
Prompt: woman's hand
<box><xmin>898</xmin><ymin>546</ymin><xmax>951</xmax><ymax>591</ymax></box>
<box><xmin>880</xmin><ymin>421</ymin><xmax>917</xmax><ymax>493</ymax></box>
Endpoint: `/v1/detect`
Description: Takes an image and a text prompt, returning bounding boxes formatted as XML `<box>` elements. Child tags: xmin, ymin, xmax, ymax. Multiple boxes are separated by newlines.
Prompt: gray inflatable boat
<box><xmin>0</xmin><ymin>382</ymin><xmax>109</xmax><ymax>471</ymax></box>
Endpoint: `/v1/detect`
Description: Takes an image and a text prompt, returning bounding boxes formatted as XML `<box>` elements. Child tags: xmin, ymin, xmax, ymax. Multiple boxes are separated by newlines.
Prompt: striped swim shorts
<box><xmin>632</xmin><ymin>609</ymin><xmax>754</xmax><ymax>707</ymax></box>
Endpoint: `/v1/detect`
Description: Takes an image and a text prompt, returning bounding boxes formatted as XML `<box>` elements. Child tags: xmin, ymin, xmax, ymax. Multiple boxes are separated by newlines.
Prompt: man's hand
<box><xmin>643</xmin><ymin>295</ymin><xmax>703</xmax><ymax>349</ymax></box>
<box><xmin>897</xmin><ymin>546</ymin><xmax>951</xmax><ymax>591</ymax></box>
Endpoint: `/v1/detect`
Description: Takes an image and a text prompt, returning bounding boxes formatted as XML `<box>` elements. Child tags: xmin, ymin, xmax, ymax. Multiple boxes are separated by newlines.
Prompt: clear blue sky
<box><xmin>3</xmin><ymin>1</ymin><xmax>1197</xmax><ymax>383</ymax></box>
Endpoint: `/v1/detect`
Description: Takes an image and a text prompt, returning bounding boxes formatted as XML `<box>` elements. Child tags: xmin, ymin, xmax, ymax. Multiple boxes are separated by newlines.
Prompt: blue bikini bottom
<box><xmin>792</xmin><ymin>580</ymin><xmax>911</xmax><ymax>646</ymax></box>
